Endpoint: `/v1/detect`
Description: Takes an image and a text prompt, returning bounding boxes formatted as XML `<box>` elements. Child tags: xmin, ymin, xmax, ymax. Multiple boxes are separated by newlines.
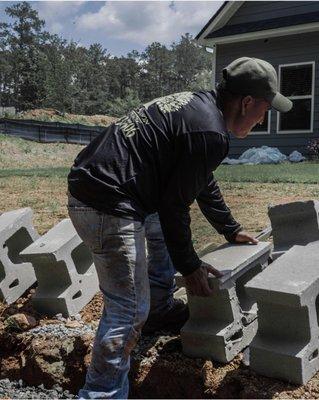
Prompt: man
<box><xmin>67</xmin><ymin>57</ymin><xmax>292</xmax><ymax>399</ymax></box>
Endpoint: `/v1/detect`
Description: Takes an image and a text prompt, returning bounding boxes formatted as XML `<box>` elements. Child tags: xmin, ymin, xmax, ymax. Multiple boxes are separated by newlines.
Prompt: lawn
<box><xmin>1</xmin><ymin>134</ymin><xmax>318</xmax><ymax>250</ymax></box>
<box><xmin>216</xmin><ymin>162</ymin><xmax>319</xmax><ymax>184</ymax></box>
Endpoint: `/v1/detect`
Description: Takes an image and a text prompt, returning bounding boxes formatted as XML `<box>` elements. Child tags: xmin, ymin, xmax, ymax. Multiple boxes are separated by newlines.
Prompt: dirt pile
<box><xmin>18</xmin><ymin>109</ymin><xmax>118</xmax><ymax>127</ymax></box>
<box><xmin>0</xmin><ymin>328</ymin><xmax>92</xmax><ymax>393</ymax></box>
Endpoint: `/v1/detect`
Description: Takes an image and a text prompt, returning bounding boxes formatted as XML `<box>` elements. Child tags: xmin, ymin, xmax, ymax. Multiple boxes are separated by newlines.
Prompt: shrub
<box><xmin>307</xmin><ymin>138</ymin><xmax>319</xmax><ymax>159</ymax></box>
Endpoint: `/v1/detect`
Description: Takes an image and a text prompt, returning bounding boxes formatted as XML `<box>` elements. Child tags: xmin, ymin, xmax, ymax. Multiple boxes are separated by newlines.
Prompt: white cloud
<box><xmin>75</xmin><ymin>1</ymin><xmax>222</xmax><ymax>46</ymax></box>
<box><xmin>35</xmin><ymin>1</ymin><xmax>85</xmax><ymax>32</ymax></box>
<box><xmin>50</xmin><ymin>21</ymin><xmax>64</xmax><ymax>34</ymax></box>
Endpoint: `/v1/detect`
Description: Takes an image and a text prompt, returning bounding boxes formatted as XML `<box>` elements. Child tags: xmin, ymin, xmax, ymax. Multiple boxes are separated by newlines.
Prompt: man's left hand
<box><xmin>234</xmin><ymin>231</ymin><xmax>259</xmax><ymax>244</ymax></box>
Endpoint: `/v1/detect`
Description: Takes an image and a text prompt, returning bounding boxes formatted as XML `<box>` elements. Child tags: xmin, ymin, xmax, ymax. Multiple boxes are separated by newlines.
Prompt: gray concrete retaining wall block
<box><xmin>268</xmin><ymin>200</ymin><xmax>319</xmax><ymax>259</ymax></box>
<box><xmin>177</xmin><ymin>242</ymin><xmax>271</xmax><ymax>363</ymax></box>
<box><xmin>0</xmin><ymin>208</ymin><xmax>39</xmax><ymax>304</ymax></box>
<box><xmin>20</xmin><ymin>218</ymin><xmax>99</xmax><ymax>317</ymax></box>
<box><xmin>246</xmin><ymin>242</ymin><xmax>319</xmax><ymax>384</ymax></box>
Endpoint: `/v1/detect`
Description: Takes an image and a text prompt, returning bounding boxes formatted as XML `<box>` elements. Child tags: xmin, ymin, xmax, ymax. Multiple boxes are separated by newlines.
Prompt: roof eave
<box><xmin>196</xmin><ymin>1</ymin><xmax>244</xmax><ymax>44</ymax></box>
<box><xmin>200</xmin><ymin>21</ymin><xmax>319</xmax><ymax>46</ymax></box>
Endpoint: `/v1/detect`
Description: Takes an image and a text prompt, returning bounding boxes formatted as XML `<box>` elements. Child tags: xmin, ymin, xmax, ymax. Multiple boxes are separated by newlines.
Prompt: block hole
<box><xmin>236</xmin><ymin>264</ymin><xmax>263</xmax><ymax>313</ymax></box>
<box><xmin>5</xmin><ymin>227</ymin><xmax>33</xmax><ymax>264</ymax></box>
<box><xmin>227</xmin><ymin>329</ymin><xmax>243</xmax><ymax>343</ymax></box>
<box><xmin>241</xmin><ymin>316</ymin><xmax>250</xmax><ymax>327</ymax></box>
<box><xmin>72</xmin><ymin>290</ymin><xmax>82</xmax><ymax>300</ymax></box>
<box><xmin>309</xmin><ymin>349</ymin><xmax>318</xmax><ymax>361</ymax></box>
<box><xmin>71</xmin><ymin>242</ymin><xmax>93</xmax><ymax>275</ymax></box>
<box><xmin>9</xmin><ymin>279</ymin><xmax>19</xmax><ymax>289</ymax></box>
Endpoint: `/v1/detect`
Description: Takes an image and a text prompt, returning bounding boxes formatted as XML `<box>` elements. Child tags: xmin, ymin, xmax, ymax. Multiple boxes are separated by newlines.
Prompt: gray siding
<box><xmin>215</xmin><ymin>31</ymin><xmax>319</xmax><ymax>157</ymax></box>
<box><xmin>228</xmin><ymin>1</ymin><xmax>319</xmax><ymax>25</ymax></box>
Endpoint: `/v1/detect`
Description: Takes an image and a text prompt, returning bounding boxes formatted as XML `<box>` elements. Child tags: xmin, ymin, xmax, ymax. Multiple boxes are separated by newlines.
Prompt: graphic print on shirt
<box><xmin>116</xmin><ymin>92</ymin><xmax>194</xmax><ymax>138</ymax></box>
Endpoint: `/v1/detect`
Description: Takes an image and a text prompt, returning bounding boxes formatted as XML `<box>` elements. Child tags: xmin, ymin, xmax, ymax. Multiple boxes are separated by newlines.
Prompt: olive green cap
<box><xmin>222</xmin><ymin>57</ymin><xmax>292</xmax><ymax>113</ymax></box>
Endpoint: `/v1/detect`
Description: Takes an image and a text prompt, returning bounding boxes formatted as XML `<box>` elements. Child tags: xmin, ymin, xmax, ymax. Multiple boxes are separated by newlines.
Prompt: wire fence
<box><xmin>0</xmin><ymin>118</ymin><xmax>106</xmax><ymax>145</ymax></box>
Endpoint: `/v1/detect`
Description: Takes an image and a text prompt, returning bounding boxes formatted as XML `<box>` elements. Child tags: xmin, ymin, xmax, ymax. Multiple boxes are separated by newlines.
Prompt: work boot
<box><xmin>142</xmin><ymin>298</ymin><xmax>189</xmax><ymax>335</ymax></box>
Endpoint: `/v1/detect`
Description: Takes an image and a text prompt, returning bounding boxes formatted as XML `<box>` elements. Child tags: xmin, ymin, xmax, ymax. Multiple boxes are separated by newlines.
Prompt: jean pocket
<box><xmin>68</xmin><ymin>207</ymin><xmax>104</xmax><ymax>252</ymax></box>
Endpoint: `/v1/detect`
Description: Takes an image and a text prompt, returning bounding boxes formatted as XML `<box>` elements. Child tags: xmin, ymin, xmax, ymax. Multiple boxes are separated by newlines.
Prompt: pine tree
<box><xmin>4</xmin><ymin>2</ymin><xmax>48</xmax><ymax>110</ymax></box>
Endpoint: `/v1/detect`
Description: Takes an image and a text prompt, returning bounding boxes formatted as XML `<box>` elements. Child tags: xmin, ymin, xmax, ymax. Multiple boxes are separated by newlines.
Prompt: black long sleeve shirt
<box><xmin>68</xmin><ymin>90</ymin><xmax>241</xmax><ymax>276</ymax></box>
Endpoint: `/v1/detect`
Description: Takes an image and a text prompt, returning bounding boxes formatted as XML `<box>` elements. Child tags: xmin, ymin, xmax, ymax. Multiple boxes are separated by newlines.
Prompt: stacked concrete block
<box><xmin>0</xmin><ymin>208</ymin><xmax>39</xmax><ymax>304</ymax></box>
<box><xmin>246</xmin><ymin>242</ymin><xmax>319</xmax><ymax>384</ymax></box>
<box><xmin>20</xmin><ymin>218</ymin><xmax>99</xmax><ymax>317</ymax></box>
<box><xmin>176</xmin><ymin>242</ymin><xmax>271</xmax><ymax>363</ymax></box>
<box><xmin>269</xmin><ymin>200</ymin><xmax>319</xmax><ymax>259</ymax></box>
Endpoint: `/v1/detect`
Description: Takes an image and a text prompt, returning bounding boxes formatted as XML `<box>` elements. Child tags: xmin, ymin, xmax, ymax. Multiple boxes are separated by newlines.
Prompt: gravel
<box><xmin>0</xmin><ymin>379</ymin><xmax>76</xmax><ymax>399</ymax></box>
<box><xmin>26</xmin><ymin>323</ymin><xmax>96</xmax><ymax>338</ymax></box>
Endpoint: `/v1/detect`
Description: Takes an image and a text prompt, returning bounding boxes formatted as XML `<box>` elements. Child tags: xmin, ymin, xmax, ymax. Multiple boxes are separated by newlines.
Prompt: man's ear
<box><xmin>241</xmin><ymin>95</ymin><xmax>253</xmax><ymax>116</ymax></box>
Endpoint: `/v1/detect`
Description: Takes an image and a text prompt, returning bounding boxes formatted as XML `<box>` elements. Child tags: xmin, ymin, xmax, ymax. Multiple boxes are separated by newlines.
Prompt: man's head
<box><xmin>217</xmin><ymin>57</ymin><xmax>292</xmax><ymax>138</ymax></box>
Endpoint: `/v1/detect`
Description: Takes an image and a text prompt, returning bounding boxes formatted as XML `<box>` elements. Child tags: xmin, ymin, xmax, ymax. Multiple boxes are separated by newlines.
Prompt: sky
<box><xmin>0</xmin><ymin>1</ymin><xmax>223</xmax><ymax>56</ymax></box>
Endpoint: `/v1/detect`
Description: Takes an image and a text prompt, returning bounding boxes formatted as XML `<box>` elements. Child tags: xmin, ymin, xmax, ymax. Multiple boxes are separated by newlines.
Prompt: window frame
<box><xmin>277</xmin><ymin>61</ymin><xmax>315</xmax><ymax>134</ymax></box>
<box><xmin>251</xmin><ymin>110</ymin><xmax>271</xmax><ymax>135</ymax></box>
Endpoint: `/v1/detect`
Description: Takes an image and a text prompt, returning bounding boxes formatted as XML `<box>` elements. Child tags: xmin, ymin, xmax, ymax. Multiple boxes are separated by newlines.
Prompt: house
<box><xmin>196</xmin><ymin>1</ymin><xmax>319</xmax><ymax>157</ymax></box>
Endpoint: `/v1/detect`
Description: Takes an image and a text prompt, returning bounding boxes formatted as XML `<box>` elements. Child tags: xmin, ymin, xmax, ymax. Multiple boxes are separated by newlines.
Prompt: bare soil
<box><xmin>1</xmin><ymin>137</ymin><xmax>319</xmax><ymax>397</ymax></box>
<box><xmin>0</xmin><ymin>291</ymin><xmax>319</xmax><ymax>398</ymax></box>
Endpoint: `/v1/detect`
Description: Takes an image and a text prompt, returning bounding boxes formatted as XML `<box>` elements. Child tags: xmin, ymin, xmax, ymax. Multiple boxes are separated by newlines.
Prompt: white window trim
<box><xmin>251</xmin><ymin>110</ymin><xmax>271</xmax><ymax>135</ymax></box>
<box><xmin>277</xmin><ymin>61</ymin><xmax>315</xmax><ymax>134</ymax></box>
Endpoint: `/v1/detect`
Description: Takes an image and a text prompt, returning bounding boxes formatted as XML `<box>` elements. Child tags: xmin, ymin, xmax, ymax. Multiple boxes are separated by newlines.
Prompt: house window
<box><xmin>278</xmin><ymin>62</ymin><xmax>315</xmax><ymax>133</ymax></box>
<box><xmin>252</xmin><ymin>111</ymin><xmax>270</xmax><ymax>134</ymax></box>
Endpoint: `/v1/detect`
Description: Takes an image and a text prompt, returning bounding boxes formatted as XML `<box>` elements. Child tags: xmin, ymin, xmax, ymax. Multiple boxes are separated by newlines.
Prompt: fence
<box><xmin>0</xmin><ymin>117</ymin><xmax>313</xmax><ymax>157</ymax></box>
<box><xmin>0</xmin><ymin>118</ymin><xmax>106</xmax><ymax>145</ymax></box>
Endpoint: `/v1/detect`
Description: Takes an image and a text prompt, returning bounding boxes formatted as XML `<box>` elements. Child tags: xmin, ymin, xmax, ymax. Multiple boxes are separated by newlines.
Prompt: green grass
<box><xmin>1</xmin><ymin>162</ymin><xmax>319</xmax><ymax>184</ymax></box>
<box><xmin>0</xmin><ymin>167</ymin><xmax>69</xmax><ymax>178</ymax></box>
<box><xmin>215</xmin><ymin>162</ymin><xmax>319</xmax><ymax>184</ymax></box>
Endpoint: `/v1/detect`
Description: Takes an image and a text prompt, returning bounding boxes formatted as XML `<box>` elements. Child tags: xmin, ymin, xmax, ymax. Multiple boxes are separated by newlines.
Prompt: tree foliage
<box><xmin>0</xmin><ymin>2</ymin><xmax>213</xmax><ymax>116</ymax></box>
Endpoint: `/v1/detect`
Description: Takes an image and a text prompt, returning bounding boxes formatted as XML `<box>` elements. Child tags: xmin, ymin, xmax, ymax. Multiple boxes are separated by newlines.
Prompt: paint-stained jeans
<box><xmin>67</xmin><ymin>193</ymin><xmax>175</xmax><ymax>399</ymax></box>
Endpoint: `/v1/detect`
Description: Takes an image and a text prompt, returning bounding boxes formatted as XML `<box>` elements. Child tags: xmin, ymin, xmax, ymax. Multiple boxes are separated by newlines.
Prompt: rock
<box><xmin>55</xmin><ymin>313</ymin><xmax>66</xmax><ymax>322</ymax></box>
<box><xmin>74</xmin><ymin>314</ymin><xmax>82</xmax><ymax>321</ymax></box>
<box><xmin>65</xmin><ymin>321</ymin><xmax>82</xmax><ymax>329</ymax></box>
<box><xmin>44</xmin><ymin>320</ymin><xmax>61</xmax><ymax>325</ymax></box>
<box><xmin>5</xmin><ymin>314</ymin><xmax>37</xmax><ymax>331</ymax></box>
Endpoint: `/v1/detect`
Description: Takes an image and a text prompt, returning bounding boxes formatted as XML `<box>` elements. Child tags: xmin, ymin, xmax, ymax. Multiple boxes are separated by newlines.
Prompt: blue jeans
<box><xmin>67</xmin><ymin>193</ymin><xmax>175</xmax><ymax>399</ymax></box>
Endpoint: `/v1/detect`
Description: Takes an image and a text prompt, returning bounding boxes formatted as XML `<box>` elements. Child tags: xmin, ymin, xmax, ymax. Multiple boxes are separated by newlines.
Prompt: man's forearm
<box><xmin>158</xmin><ymin>208</ymin><xmax>201</xmax><ymax>276</ymax></box>
<box><xmin>196</xmin><ymin>175</ymin><xmax>242</xmax><ymax>240</ymax></box>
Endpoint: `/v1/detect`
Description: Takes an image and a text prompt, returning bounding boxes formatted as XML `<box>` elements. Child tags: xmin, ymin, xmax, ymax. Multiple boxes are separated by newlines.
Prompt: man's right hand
<box><xmin>184</xmin><ymin>261</ymin><xmax>223</xmax><ymax>297</ymax></box>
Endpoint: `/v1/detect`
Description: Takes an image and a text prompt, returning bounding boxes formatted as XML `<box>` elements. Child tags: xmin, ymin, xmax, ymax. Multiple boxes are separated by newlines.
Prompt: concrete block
<box><xmin>268</xmin><ymin>200</ymin><xmax>319</xmax><ymax>259</ymax></box>
<box><xmin>20</xmin><ymin>219</ymin><xmax>99</xmax><ymax>317</ymax></box>
<box><xmin>256</xmin><ymin>226</ymin><xmax>272</xmax><ymax>241</ymax></box>
<box><xmin>246</xmin><ymin>242</ymin><xmax>319</xmax><ymax>384</ymax></box>
<box><xmin>177</xmin><ymin>242</ymin><xmax>271</xmax><ymax>363</ymax></box>
<box><xmin>0</xmin><ymin>208</ymin><xmax>39</xmax><ymax>304</ymax></box>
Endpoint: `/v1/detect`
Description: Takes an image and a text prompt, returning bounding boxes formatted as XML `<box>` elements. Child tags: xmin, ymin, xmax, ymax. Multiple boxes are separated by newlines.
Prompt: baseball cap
<box><xmin>222</xmin><ymin>57</ymin><xmax>292</xmax><ymax>113</ymax></box>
